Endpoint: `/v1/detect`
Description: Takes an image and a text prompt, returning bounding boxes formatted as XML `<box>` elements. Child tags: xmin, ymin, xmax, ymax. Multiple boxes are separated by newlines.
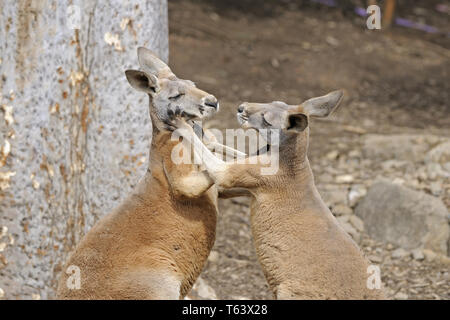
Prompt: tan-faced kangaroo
<box><xmin>56</xmin><ymin>47</ymin><xmax>228</xmax><ymax>299</ymax></box>
<box><xmin>175</xmin><ymin>91</ymin><xmax>386</xmax><ymax>299</ymax></box>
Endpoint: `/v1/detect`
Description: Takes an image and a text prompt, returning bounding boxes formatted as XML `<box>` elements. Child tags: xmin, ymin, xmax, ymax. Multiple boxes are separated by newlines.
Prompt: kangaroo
<box><xmin>56</xmin><ymin>47</ymin><xmax>233</xmax><ymax>299</ymax></box>
<box><xmin>174</xmin><ymin>90</ymin><xmax>386</xmax><ymax>299</ymax></box>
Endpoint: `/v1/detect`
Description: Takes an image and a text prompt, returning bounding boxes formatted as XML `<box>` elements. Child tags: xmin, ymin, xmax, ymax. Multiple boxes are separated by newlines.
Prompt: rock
<box><xmin>411</xmin><ymin>249</ymin><xmax>424</xmax><ymax>261</ymax></box>
<box><xmin>425</xmin><ymin>141</ymin><xmax>450</xmax><ymax>164</ymax></box>
<box><xmin>319</xmin><ymin>173</ymin><xmax>333</xmax><ymax>183</ymax></box>
<box><xmin>348</xmin><ymin>185</ymin><xmax>367</xmax><ymax>207</ymax></box>
<box><xmin>326</xmin><ymin>150</ymin><xmax>339</xmax><ymax>160</ymax></box>
<box><xmin>0</xmin><ymin>226</ymin><xmax>7</xmax><ymax>238</ymax></box>
<box><xmin>443</xmin><ymin>162</ymin><xmax>450</xmax><ymax>173</ymax></box>
<box><xmin>231</xmin><ymin>295</ymin><xmax>251</xmax><ymax>300</ymax></box>
<box><xmin>349</xmin><ymin>215</ymin><xmax>365</xmax><ymax>232</ymax></box>
<box><xmin>336</xmin><ymin>174</ymin><xmax>354</xmax><ymax>184</ymax></box>
<box><xmin>429</xmin><ymin>181</ymin><xmax>442</xmax><ymax>196</ymax></box>
<box><xmin>189</xmin><ymin>277</ymin><xmax>218</xmax><ymax>300</ymax></box>
<box><xmin>270</xmin><ymin>57</ymin><xmax>280</xmax><ymax>68</ymax></box>
<box><xmin>426</xmin><ymin>163</ymin><xmax>448</xmax><ymax>180</ymax></box>
<box><xmin>392</xmin><ymin>177</ymin><xmax>405</xmax><ymax>185</ymax></box>
<box><xmin>367</xmin><ymin>255</ymin><xmax>382</xmax><ymax>263</ymax></box>
<box><xmin>416</xmin><ymin>167</ymin><xmax>428</xmax><ymax>180</ymax></box>
<box><xmin>208</xmin><ymin>250</ymin><xmax>219</xmax><ymax>263</ymax></box>
<box><xmin>394</xmin><ymin>292</ymin><xmax>409</xmax><ymax>300</ymax></box>
<box><xmin>337</xmin><ymin>216</ymin><xmax>349</xmax><ymax>224</ymax></box>
<box><xmin>355</xmin><ymin>180</ymin><xmax>449</xmax><ymax>255</ymax></box>
<box><xmin>423</xmin><ymin>249</ymin><xmax>437</xmax><ymax>262</ymax></box>
<box><xmin>391</xmin><ymin>248</ymin><xmax>409</xmax><ymax>259</ymax></box>
<box><xmin>326</xmin><ymin>36</ymin><xmax>339</xmax><ymax>47</ymax></box>
<box><xmin>438</xmin><ymin>255</ymin><xmax>450</xmax><ymax>265</ymax></box>
<box><xmin>338</xmin><ymin>220</ymin><xmax>360</xmax><ymax>242</ymax></box>
<box><xmin>209</xmin><ymin>12</ymin><xmax>220</xmax><ymax>22</ymax></box>
<box><xmin>381</xmin><ymin>160</ymin><xmax>408</xmax><ymax>171</ymax></box>
<box><xmin>348</xmin><ymin>150</ymin><xmax>361</xmax><ymax>158</ymax></box>
<box><xmin>362</xmin><ymin>134</ymin><xmax>446</xmax><ymax>162</ymax></box>
<box><xmin>343</xmin><ymin>125</ymin><xmax>366</xmax><ymax>134</ymax></box>
<box><xmin>0</xmin><ymin>287</ymin><xmax>4</xmax><ymax>299</ymax></box>
<box><xmin>333</xmin><ymin>204</ymin><xmax>353</xmax><ymax>216</ymax></box>
<box><xmin>320</xmin><ymin>188</ymin><xmax>348</xmax><ymax>207</ymax></box>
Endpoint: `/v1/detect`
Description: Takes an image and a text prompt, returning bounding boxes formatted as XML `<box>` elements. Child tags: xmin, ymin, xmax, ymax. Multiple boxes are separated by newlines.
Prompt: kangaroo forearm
<box><xmin>176</xmin><ymin>122</ymin><xmax>266</xmax><ymax>189</ymax></box>
<box><xmin>211</xmin><ymin>162</ymin><xmax>261</xmax><ymax>189</ymax></box>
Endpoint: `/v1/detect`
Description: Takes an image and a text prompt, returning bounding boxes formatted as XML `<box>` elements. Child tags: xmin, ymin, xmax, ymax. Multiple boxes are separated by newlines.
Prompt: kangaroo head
<box><xmin>126</xmin><ymin>47</ymin><xmax>219</xmax><ymax>131</ymax></box>
<box><xmin>237</xmin><ymin>90</ymin><xmax>343</xmax><ymax>152</ymax></box>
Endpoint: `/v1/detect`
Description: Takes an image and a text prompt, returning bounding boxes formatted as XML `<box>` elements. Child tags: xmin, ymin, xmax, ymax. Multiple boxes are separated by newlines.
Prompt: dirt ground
<box><xmin>168</xmin><ymin>0</ymin><xmax>449</xmax><ymax>299</ymax></box>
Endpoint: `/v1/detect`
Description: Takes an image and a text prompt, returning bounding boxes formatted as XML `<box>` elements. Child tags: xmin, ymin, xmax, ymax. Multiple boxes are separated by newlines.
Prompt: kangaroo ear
<box><xmin>286</xmin><ymin>113</ymin><xmax>308</xmax><ymax>132</ymax></box>
<box><xmin>137</xmin><ymin>47</ymin><xmax>173</xmax><ymax>78</ymax></box>
<box><xmin>302</xmin><ymin>90</ymin><xmax>344</xmax><ymax>118</ymax></box>
<box><xmin>125</xmin><ymin>69</ymin><xmax>159</xmax><ymax>94</ymax></box>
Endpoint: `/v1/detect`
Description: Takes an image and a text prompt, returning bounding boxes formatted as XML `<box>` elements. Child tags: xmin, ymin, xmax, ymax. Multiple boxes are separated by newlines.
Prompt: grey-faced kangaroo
<box><xmin>175</xmin><ymin>90</ymin><xmax>386</xmax><ymax>299</ymax></box>
<box><xmin>57</xmin><ymin>47</ymin><xmax>228</xmax><ymax>299</ymax></box>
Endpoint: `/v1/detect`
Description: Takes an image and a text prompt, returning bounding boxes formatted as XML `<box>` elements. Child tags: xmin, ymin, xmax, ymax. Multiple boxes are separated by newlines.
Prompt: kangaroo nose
<box><xmin>237</xmin><ymin>104</ymin><xmax>245</xmax><ymax>113</ymax></box>
<box><xmin>204</xmin><ymin>97</ymin><xmax>219</xmax><ymax>109</ymax></box>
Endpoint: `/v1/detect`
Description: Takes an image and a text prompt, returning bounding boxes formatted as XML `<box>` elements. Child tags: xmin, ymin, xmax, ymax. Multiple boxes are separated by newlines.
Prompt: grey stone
<box><xmin>443</xmin><ymin>162</ymin><xmax>450</xmax><ymax>173</ymax></box>
<box><xmin>367</xmin><ymin>255</ymin><xmax>382</xmax><ymax>263</ymax></box>
<box><xmin>320</xmin><ymin>187</ymin><xmax>348</xmax><ymax>207</ymax></box>
<box><xmin>425</xmin><ymin>141</ymin><xmax>450</xmax><ymax>164</ymax></box>
<box><xmin>423</xmin><ymin>249</ymin><xmax>437</xmax><ymax>262</ymax></box>
<box><xmin>349</xmin><ymin>215</ymin><xmax>365</xmax><ymax>232</ymax></box>
<box><xmin>336</xmin><ymin>215</ymin><xmax>350</xmax><ymax>224</ymax></box>
<box><xmin>0</xmin><ymin>0</ymin><xmax>168</xmax><ymax>299</ymax></box>
<box><xmin>362</xmin><ymin>134</ymin><xmax>447</xmax><ymax>162</ymax></box>
<box><xmin>348</xmin><ymin>185</ymin><xmax>367</xmax><ymax>207</ymax></box>
<box><xmin>338</xmin><ymin>220</ymin><xmax>360</xmax><ymax>242</ymax></box>
<box><xmin>356</xmin><ymin>180</ymin><xmax>449</xmax><ymax>255</ymax></box>
<box><xmin>333</xmin><ymin>204</ymin><xmax>353</xmax><ymax>216</ymax></box>
<box><xmin>391</xmin><ymin>248</ymin><xmax>409</xmax><ymax>259</ymax></box>
<box><xmin>411</xmin><ymin>249</ymin><xmax>425</xmax><ymax>261</ymax></box>
<box><xmin>381</xmin><ymin>160</ymin><xmax>408</xmax><ymax>171</ymax></box>
<box><xmin>231</xmin><ymin>295</ymin><xmax>251</xmax><ymax>300</ymax></box>
<box><xmin>426</xmin><ymin>163</ymin><xmax>448</xmax><ymax>180</ymax></box>
<box><xmin>189</xmin><ymin>277</ymin><xmax>218</xmax><ymax>300</ymax></box>
<box><xmin>336</xmin><ymin>174</ymin><xmax>354</xmax><ymax>184</ymax></box>
<box><xmin>394</xmin><ymin>292</ymin><xmax>409</xmax><ymax>300</ymax></box>
<box><xmin>429</xmin><ymin>181</ymin><xmax>442</xmax><ymax>196</ymax></box>
<box><xmin>208</xmin><ymin>250</ymin><xmax>220</xmax><ymax>263</ymax></box>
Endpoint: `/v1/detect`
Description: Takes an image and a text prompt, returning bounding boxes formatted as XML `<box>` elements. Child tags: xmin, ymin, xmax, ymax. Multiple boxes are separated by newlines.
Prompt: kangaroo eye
<box><xmin>169</xmin><ymin>93</ymin><xmax>184</xmax><ymax>100</ymax></box>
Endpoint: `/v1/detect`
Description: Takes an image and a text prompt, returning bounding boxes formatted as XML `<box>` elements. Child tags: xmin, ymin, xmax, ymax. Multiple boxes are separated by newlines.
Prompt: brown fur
<box><xmin>56</xmin><ymin>48</ymin><xmax>222</xmax><ymax>299</ymax></box>
<box><xmin>56</xmin><ymin>118</ymin><xmax>219</xmax><ymax>300</ymax></box>
<box><xmin>179</xmin><ymin>91</ymin><xmax>386</xmax><ymax>299</ymax></box>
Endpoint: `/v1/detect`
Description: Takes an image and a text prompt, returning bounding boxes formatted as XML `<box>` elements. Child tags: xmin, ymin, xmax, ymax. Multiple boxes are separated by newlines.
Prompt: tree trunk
<box><xmin>0</xmin><ymin>0</ymin><xmax>168</xmax><ymax>299</ymax></box>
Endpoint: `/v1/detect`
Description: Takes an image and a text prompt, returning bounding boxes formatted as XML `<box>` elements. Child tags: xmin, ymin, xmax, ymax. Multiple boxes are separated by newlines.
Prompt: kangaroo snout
<box><xmin>203</xmin><ymin>96</ymin><xmax>219</xmax><ymax>110</ymax></box>
<box><xmin>237</xmin><ymin>104</ymin><xmax>245</xmax><ymax>113</ymax></box>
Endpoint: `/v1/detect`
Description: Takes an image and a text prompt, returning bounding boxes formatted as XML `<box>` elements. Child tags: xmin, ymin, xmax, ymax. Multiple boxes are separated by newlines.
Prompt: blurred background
<box><xmin>167</xmin><ymin>0</ymin><xmax>450</xmax><ymax>300</ymax></box>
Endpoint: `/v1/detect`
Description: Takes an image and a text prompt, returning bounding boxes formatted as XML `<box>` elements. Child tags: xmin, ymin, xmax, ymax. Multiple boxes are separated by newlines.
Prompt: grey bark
<box><xmin>0</xmin><ymin>0</ymin><xmax>168</xmax><ymax>299</ymax></box>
